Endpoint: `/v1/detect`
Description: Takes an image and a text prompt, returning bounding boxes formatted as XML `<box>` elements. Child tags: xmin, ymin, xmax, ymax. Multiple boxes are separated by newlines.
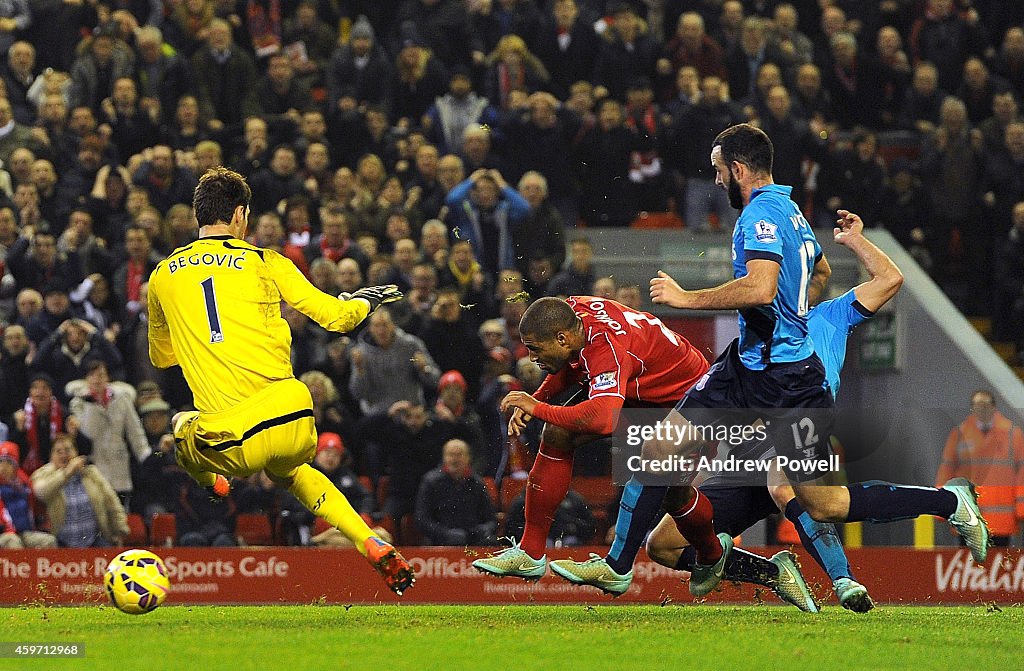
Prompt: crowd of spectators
<box><xmin>0</xmin><ymin>0</ymin><xmax>1023</xmax><ymax>547</ymax></box>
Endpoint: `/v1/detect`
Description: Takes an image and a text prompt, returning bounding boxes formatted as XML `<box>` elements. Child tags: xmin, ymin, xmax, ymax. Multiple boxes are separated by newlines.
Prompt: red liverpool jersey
<box><xmin>558</xmin><ymin>296</ymin><xmax>708</xmax><ymax>406</ymax></box>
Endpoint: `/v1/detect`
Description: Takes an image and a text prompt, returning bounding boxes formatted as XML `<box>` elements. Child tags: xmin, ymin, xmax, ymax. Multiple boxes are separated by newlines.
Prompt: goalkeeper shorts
<box><xmin>173</xmin><ymin>377</ymin><xmax>318</xmax><ymax>479</ymax></box>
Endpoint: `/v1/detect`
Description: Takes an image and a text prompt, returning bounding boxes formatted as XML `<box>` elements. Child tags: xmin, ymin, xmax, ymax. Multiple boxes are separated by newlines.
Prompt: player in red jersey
<box><xmin>473</xmin><ymin>296</ymin><xmax>806</xmax><ymax>601</ymax></box>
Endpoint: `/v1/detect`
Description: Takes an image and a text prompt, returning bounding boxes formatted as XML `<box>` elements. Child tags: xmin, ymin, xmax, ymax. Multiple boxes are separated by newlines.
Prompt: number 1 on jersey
<box><xmin>200</xmin><ymin>277</ymin><xmax>224</xmax><ymax>343</ymax></box>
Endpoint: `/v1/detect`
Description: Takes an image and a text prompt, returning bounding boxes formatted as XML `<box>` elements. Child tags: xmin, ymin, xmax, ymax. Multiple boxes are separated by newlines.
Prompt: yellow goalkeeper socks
<box><xmin>288</xmin><ymin>464</ymin><xmax>374</xmax><ymax>555</ymax></box>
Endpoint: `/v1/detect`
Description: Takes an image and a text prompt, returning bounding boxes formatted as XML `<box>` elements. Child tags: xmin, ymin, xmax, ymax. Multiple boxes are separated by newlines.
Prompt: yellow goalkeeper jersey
<box><xmin>148</xmin><ymin>235</ymin><xmax>369</xmax><ymax>413</ymax></box>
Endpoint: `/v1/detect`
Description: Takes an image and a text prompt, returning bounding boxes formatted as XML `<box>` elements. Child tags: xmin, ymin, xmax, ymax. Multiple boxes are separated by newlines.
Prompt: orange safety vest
<box><xmin>936</xmin><ymin>411</ymin><xmax>1024</xmax><ymax>537</ymax></box>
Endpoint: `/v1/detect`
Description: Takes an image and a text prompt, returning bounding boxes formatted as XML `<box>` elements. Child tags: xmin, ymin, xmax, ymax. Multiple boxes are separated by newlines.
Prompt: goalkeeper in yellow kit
<box><xmin>148</xmin><ymin>167</ymin><xmax>414</xmax><ymax>595</ymax></box>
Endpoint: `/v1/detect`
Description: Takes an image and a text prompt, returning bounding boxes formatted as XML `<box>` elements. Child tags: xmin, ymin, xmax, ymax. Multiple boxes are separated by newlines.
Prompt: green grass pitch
<box><xmin>1</xmin><ymin>604</ymin><xmax>1021</xmax><ymax>671</ymax></box>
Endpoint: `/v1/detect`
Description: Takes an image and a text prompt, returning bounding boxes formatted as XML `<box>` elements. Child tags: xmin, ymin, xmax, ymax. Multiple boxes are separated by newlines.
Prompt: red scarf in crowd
<box><xmin>126</xmin><ymin>259</ymin><xmax>144</xmax><ymax>303</ymax></box>
<box><xmin>22</xmin><ymin>397</ymin><xmax>62</xmax><ymax>474</ymax></box>
<box><xmin>90</xmin><ymin>385</ymin><xmax>114</xmax><ymax>408</ymax></box>
<box><xmin>319</xmin><ymin>237</ymin><xmax>351</xmax><ymax>263</ymax></box>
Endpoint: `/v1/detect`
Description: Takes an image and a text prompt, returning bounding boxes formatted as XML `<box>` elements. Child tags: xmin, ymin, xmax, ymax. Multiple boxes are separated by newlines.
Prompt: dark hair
<box><xmin>193</xmin><ymin>167</ymin><xmax>251</xmax><ymax>227</ymax></box>
<box><xmin>85</xmin><ymin>359</ymin><xmax>107</xmax><ymax>375</ymax></box>
<box><xmin>713</xmin><ymin>123</ymin><xmax>774</xmax><ymax>175</ymax></box>
<box><xmin>519</xmin><ymin>297</ymin><xmax>579</xmax><ymax>341</ymax></box>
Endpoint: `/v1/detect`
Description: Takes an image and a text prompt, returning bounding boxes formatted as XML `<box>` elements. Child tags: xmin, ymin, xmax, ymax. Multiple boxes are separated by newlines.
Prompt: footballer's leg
<box><xmin>768</xmin><ymin>482</ymin><xmax>873</xmax><ymax>613</ymax></box>
<box><xmin>171</xmin><ymin>411</ymin><xmax>230</xmax><ymax>496</ymax></box>
<box><xmin>262</xmin><ymin>404</ymin><xmax>414</xmax><ymax>595</ymax></box>
<box><xmin>573</xmin><ymin>411</ymin><xmax>724</xmax><ymax>595</ymax></box>
<box><xmin>473</xmin><ymin>424</ymin><xmax>597</xmax><ymax>580</ymax></box>
<box><xmin>644</xmin><ymin>485</ymin><xmax>818</xmax><ymax>612</ymax></box>
<box><xmin>268</xmin><ymin>463</ymin><xmax>415</xmax><ymax>595</ymax></box>
<box><xmin>792</xmin><ymin>480</ymin><xmax>989</xmax><ymax>565</ymax></box>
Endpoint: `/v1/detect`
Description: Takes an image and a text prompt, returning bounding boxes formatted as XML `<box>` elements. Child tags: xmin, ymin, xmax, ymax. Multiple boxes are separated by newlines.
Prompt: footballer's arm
<box><xmin>270</xmin><ymin>251</ymin><xmax>371</xmax><ymax>332</ymax></box>
<box><xmin>503</xmin><ymin>391</ymin><xmax>623</xmax><ymax>437</ymax></box>
<box><xmin>650</xmin><ymin>259</ymin><xmax>780</xmax><ymax>310</ymax></box>
<box><xmin>807</xmin><ymin>253</ymin><xmax>831</xmax><ymax>306</ymax></box>
<box><xmin>835</xmin><ymin>210</ymin><xmax>904</xmax><ymax>312</ymax></box>
<box><xmin>147</xmin><ymin>276</ymin><xmax>179</xmax><ymax>369</ymax></box>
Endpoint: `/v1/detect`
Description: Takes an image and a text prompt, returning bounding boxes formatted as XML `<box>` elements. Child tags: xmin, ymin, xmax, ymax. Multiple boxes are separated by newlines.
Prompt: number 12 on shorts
<box><xmin>200</xmin><ymin>276</ymin><xmax>225</xmax><ymax>343</ymax></box>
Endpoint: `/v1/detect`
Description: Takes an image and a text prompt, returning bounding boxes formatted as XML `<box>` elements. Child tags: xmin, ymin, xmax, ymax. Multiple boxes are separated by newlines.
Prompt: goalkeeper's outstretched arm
<box><xmin>270</xmin><ymin>250</ymin><xmax>394</xmax><ymax>332</ymax></box>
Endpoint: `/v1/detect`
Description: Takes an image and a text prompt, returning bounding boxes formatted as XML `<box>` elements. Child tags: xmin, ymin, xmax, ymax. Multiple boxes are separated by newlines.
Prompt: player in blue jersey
<box><xmin>644</xmin><ymin>209</ymin><xmax>900</xmax><ymax>613</ymax></box>
<box><xmin>551</xmin><ymin>124</ymin><xmax>990</xmax><ymax>600</ymax></box>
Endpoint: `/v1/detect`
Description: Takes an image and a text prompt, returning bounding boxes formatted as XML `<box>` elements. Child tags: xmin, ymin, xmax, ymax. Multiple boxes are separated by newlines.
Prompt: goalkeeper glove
<box><xmin>341</xmin><ymin>285</ymin><xmax>404</xmax><ymax>312</ymax></box>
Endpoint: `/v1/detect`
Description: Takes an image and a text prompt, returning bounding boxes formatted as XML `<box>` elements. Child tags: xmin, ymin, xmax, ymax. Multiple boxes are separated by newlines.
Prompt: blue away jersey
<box><xmin>732</xmin><ymin>184</ymin><xmax>821</xmax><ymax>369</ymax></box>
<box><xmin>806</xmin><ymin>289</ymin><xmax>873</xmax><ymax>398</ymax></box>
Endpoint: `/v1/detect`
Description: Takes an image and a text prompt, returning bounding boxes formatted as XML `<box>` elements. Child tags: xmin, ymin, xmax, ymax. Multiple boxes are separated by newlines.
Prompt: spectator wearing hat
<box><xmin>0</xmin><ymin>440</ymin><xmax>57</xmax><ymax>548</ymax></box>
<box><xmin>434</xmin><ymin>369</ymin><xmax>485</xmax><ymax>462</ymax></box>
<box><xmin>132</xmin><ymin>398</ymin><xmax>187</xmax><ymax>520</ymax></box>
<box><xmin>31</xmin><ymin>433</ymin><xmax>129</xmax><ymax>547</ymax></box>
<box><xmin>314</xmin><ymin>433</ymin><xmax>374</xmax><ymax>518</ymax></box>
<box><xmin>414</xmin><ymin>438</ymin><xmax>497</xmax><ymax>545</ymax></box>
<box><xmin>277</xmin><ymin>432</ymin><xmax>376</xmax><ymax>545</ymax></box>
<box><xmin>69</xmin><ymin>360</ymin><xmax>150</xmax><ymax>507</ymax></box>
<box><xmin>10</xmin><ymin>372</ymin><xmax>86</xmax><ymax>474</ymax></box>
<box><xmin>325</xmin><ymin>14</ymin><xmax>394</xmax><ymax>115</ymax></box>
<box><xmin>33</xmin><ymin>318</ymin><xmax>124</xmax><ymax>399</ymax></box>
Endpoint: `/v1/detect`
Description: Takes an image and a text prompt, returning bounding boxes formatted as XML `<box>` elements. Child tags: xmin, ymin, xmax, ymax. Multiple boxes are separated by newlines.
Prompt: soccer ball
<box><xmin>104</xmin><ymin>549</ymin><xmax>171</xmax><ymax>614</ymax></box>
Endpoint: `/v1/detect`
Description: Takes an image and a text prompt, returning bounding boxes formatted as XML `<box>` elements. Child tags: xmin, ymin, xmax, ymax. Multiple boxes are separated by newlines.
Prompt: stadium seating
<box><xmin>150</xmin><ymin>514</ymin><xmax>177</xmax><ymax>547</ymax></box>
<box><xmin>236</xmin><ymin>513</ymin><xmax>275</xmax><ymax>546</ymax></box>
<box><xmin>126</xmin><ymin>513</ymin><xmax>148</xmax><ymax>546</ymax></box>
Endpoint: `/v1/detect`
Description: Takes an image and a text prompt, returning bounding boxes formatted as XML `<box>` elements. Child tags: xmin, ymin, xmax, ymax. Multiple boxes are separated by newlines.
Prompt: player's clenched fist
<box><xmin>650</xmin><ymin>270</ymin><xmax>688</xmax><ymax>308</ymax></box>
<box><xmin>501</xmin><ymin>392</ymin><xmax>538</xmax><ymax>437</ymax></box>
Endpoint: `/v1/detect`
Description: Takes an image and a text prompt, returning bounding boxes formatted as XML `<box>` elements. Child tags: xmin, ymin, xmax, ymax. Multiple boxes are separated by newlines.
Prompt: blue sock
<box><xmin>845</xmin><ymin>481</ymin><xmax>957</xmax><ymax>523</ymax></box>
<box><xmin>785</xmin><ymin>499</ymin><xmax>852</xmax><ymax>582</ymax></box>
<box><xmin>606</xmin><ymin>478</ymin><xmax>667</xmax><ymax>575</ymax></box>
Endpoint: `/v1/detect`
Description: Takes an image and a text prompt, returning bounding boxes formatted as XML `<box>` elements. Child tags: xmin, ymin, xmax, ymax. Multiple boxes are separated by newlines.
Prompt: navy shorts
<box><xmin>700</xmin><ymin>485</ymin><xmax>780</xmax><ymax>538</ymax></box>
<box><xmin>676</xmin><ymin>339</ymin><xmax>835</xmax><ymax>483</ymax></box>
